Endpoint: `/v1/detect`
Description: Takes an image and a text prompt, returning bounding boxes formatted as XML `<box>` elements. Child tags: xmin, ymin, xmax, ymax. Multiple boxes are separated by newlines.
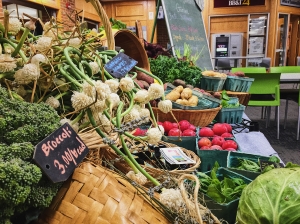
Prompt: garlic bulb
<box><xmin>146</xmin><ymin>127</ymin><xmax>162</xmax><ymax>145</ymax></box>
<box><xmin>119</xmin><ymin>77</ymin><xmax>134</xmax><ymax>92</ymax></box>
<box><xmin>158</xmin><ymin>125</ymin><xmax>165</xmax><ymax>135</ymax></box>
<box><xmin>134</xmin><ymin>89</ymin><xmax>150</xmax><ymax>104</ymax></box>
<box><xmin>107</xmin><ymin>93</ymin><xmax>120</xmax><ymax>109</ymax></box>
<box><xmin>148</xmin><ymin>83</ymin><xmax>164</xmax><ymax>100</ymax></box>
<box><xmin>82</xmin><ymin>81</ymin><xmax>94</xmax><ymax>97</ymax></box>
<box><xmin>158</xmin><ymin>100</ymin><xmax>172</xmax><ymax>113</ymax></box>
<box><xmin>71</xmin><ymin>91</ymin><xmax>94</xmax><ymax>111</ymax></box>
<box><xmin>89</xmin><ymin>61</ymin><xmax>100</xmax><ymax>75</ymax></box>
<box><xmin>126</xmin><ymin>171</ymin><xmax>147</xmax><ymax>185</ymax></box>
<box><xmin>90</xmin><ymin>100</ymin><xmax>106</xmax><ymax>114</ymax></box>
<box><xmin>45</xmin><ymin>96</ymin><xmax>60</xmax><ymax>109</ymax></box>
<box><xmin>8</xmin><ymin>17</ymin><xmax>22</xmax><ymax>35</ymax></box>
<box><xmin>14</xmin><ymin>64</ymin><xmax>39</xmax><ymax>85</ymax></box>
<box><xmin>34</xmin><ymin>37</ymin><xmax>52</xmax><ymax>53</ymax></box>
<box><xmin>105</xmin><ymin>79</ymin><xmax>119</xmax><ymax>93</ymax></box>
<box><xmin>140</xmin><ymin>108</ymin><xmax>151</xmax><ymax>122</ymax></box>
<box><xmin>160</xmin><ymin>188</ymin><xmax>184</xmax><ymax>210</ymax></box>
<box><xmin>93</xmin><ymin>80</ymin><xmax>111</xmax><ymax>100</ymax></box>
<box><xmin>123</xmin><ymin>108</ymin><xmax>140</xmax><ymax>123</ymax></box>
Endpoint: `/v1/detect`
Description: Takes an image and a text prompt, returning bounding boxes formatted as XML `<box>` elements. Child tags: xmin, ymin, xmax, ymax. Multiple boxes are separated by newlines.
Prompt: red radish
<box><xmin>179</xmin><ymin>120</ymin><xmax>191</xmax><ymax>131</ymax></box>
<box><xmin>133</xmin><ymin>128</ymin><xmax>147</xmax><ymax>136</ymax></box>
<box><xmin>172</xmin><ymin>122</ymin><xmax>179</xmax><ymax>128</ymax></box>
<box><xmin>157</xmin><ymin>121</ymin><xmax>163</xmax><ymax>126</ymax></box>
<box><xmin>221</xmin><ymin>132</ymin><xmax>233</xmax><ymax>138</ymax></box>
<box><xmin>200</xmin><ymin>146</ymin><xmax>211</xmax><ymax>150</ymax></box>
<box><xmin>163</xmin><ymin>121</ymin><xmax>174</xmax><ymax>134</ymax></box>
<box><xmin>212</xmin><ymin>123</ymin><xmax>228</xmax><ymax>136</ymax></box>
<box><xmin>211</xmin><ymin>136</ymin><xmax>225</xmax><ymax>147</ymax></box>
<box><xmin>168</xmin><ymin>128</ymin><xmax>182</xmax><ymax>137</ymax></box>
<box><xmin>210</xmin><ymin>145</ymin><xmax>223</xmax><ymax>150</ymax></box>
<box><xmin>222</xmin><ymin>140</ymin><xmax>238</xmax><ymax>150</ymax></box>
<box><xmin>182</xmin><ymin>129</ymin><xmax>196</xmax><ymax>136</ymax></box>
<box><xmin>224</xmin><ymin>123</ymin><xmax>232</xmax><ymax>133</ymax></box>
<box><xmin>188</xmin><ymin>124</ymin><xmax>196</xmax><ymax>131</ymax></box>
<box><xmin>199</xmin><ymin>127</ymin><xmax>214</xmax><ymax>137</ymax></box>
<box><xmin>198</xmin><ymin>137</ymin><xmax>212</xmax><ymax>148</ymax></box>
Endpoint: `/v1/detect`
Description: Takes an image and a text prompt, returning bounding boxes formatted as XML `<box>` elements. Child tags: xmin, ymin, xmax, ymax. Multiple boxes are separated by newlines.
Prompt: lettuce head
<box><xmin>236</xmin><ymin>167</ymin><xmax>300</xmax><ymax>224</ymax></box>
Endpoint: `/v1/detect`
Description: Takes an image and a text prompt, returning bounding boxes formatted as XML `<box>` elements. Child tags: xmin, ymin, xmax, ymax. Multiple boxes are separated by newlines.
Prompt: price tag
<box><xmin>104</xmin><ymin>52</ymin><xmax>138</xmax><ymax>78</ymax></box>
<box><xmin>33</xmin><ymin>123</ymin><xmax>89</xmax><ymax>183</ymax></box>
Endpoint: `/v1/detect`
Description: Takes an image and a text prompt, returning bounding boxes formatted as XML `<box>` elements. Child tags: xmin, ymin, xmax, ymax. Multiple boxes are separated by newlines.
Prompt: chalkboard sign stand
<box><xmin>104</xmin><ymin>52</ymin><xmax>138</xmax><ymax>78</ymax></box>
<box><xmin>161</xmin><ymin>0</ymin><xmax>213</xmax><ymax>70</ymax></box>
<box><xmin>33</xmin><ymin>123</ymin><xmax>89</xmax><ymax>183</ymax></box>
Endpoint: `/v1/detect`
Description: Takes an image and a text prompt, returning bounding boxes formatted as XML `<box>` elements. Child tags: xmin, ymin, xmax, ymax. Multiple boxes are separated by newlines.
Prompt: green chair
<box><xmin>270</xmin><ymin>66</ymin><xmax>300</xmax><ymax>73</ymax></box>
<box><xmin>231</xmin><ymin>67</ymin><xmax>267</xmax><ymax>73</ymax></box>
<box><xmin>245</xmin><ymin>72</ymin><xmax>281</xmax><ymax>139</ymax></box>
<box><xmin>270</xmin><ymin>66</ymin><xmax>300</xmax><ymax>134</ymax></box>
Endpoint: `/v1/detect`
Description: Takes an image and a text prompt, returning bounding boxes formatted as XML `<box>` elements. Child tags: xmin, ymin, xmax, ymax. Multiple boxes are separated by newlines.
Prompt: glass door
<box><xmin>275</xmin><ymin>14</ymin><xmax>289</xmax><ymax>66</ymax></box>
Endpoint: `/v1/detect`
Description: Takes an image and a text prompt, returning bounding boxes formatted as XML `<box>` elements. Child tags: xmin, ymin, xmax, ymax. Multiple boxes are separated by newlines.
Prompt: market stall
<box><xmin>0</xmin><ymin>1</ymin><xmax>300</xmax><ymax>224</ymax></box>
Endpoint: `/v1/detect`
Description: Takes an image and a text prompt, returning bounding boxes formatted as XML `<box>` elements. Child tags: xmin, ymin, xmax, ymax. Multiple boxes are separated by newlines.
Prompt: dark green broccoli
<box><xmin>0</xmin><ymin>86</ymin><xmax>61</xmax><ymax>145</ymax></box>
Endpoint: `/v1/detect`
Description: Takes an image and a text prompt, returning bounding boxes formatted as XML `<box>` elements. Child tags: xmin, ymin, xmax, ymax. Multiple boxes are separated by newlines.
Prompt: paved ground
<box><xmin>244</xmin><ymin>98</ymin><xmax>300</xmax><ymax>164</ymax></box>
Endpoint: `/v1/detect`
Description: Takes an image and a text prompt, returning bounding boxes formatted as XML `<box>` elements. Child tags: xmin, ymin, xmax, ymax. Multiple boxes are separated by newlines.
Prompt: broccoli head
<box><xmin>0</xmin><ymin>86</ymin><xmax>61</xmax><ymax>145</ymax></box>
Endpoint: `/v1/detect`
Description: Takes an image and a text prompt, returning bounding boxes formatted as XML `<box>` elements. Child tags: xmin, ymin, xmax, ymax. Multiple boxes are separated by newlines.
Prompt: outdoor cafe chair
<box><xmin>245</xmin><ymin>72</ymin><xmax>281</xmax><ymax>139</ymax></box>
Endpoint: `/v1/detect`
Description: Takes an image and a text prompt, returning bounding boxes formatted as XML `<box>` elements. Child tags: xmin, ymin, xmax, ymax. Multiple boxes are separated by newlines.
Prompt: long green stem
<box><xmin>87</xmin><ymin>108</ymin><xmax>137</xmax><ymax>171</ymax></box>
<box><xmin>11</xmin><ymin>28</ymin><xmax>30</xmax><ymax>57</ymax></box>
<box><xmin>0</xmin><ymin>38</ymin><xmax>27</xmax><ymax>62</ymax></box>
<box><xmin>116</xmin><ymin>102</ymin><xmax>160</xmax><ymax>186</ymax></box>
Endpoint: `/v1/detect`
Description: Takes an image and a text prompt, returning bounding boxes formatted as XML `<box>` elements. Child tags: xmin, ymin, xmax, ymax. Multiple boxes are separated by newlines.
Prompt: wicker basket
<box><xmin>225</xmin><ymin>91</ymin><xmax>251</xmax><ymax>106</ymax></box>
<box><xmin>78</xmin><ymin>131</ymin><xmax>200</xmax><ymax>188</ymax></box>
<box><xmin>37</xmin><ymin>162</ymin><xmax>171</xmax><ymax>224</ymax></box>
<box><xmin>151</xmin><ymin>106</ymin><xmax>222</xmax><ymax>127</ymax></box>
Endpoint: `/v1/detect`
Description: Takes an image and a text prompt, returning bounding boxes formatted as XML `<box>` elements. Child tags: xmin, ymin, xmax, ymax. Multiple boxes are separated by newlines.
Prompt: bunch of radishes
<box><xmin>159</xmin><ymin>120</ymin><xmax>196</xmax><ymax>137</ymax></box>
<box><xmin>198</xmin><ymin>123</ymin><xmax>238</xmax><ymax>151</ymax></box>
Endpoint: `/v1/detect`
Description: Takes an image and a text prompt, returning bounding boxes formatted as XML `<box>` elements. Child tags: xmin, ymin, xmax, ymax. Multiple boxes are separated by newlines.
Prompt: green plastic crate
<box><xmin>227</xmin><ymin>151</ymin><xmax>270</xmax><ymax>180</ymax></box>
<box><xmin>216</xmin><ymin>105</ymin><xmax>245</xmax><ymax>124</ymax></box>
<box><xmin>162</xmin><ymin>135</ymin><xmax>197</xmax><ymax>152</ymax></box>
<box><xmin>200</xmin><ymin>76</ymin><xmax>227</xmax><ymax>91</ymax></box>
<box><xmin>224</xmin><ymin>76</ymin><xmax>254</xmax><ymax>92</ymax></box>
<box><xmin>196</xmin><ymin>148</ymin><xmax>229</xmax><ymax>172</ymax></box>
<box><xmin>201</xmin><ymin>167</ymin><xmax>252</xmax><ymax>224</ymax></box>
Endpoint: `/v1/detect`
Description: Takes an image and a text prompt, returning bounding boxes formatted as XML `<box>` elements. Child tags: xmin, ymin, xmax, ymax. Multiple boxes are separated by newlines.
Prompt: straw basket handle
<box><xmin>178</xmin><ymin>174</ymin><xmax>221</xmax><ymax>224</ymax></box>
<box><xmin>87</xmin><ymin>0</ymin><xmax>115</xmax><ymax>50</ymax></box>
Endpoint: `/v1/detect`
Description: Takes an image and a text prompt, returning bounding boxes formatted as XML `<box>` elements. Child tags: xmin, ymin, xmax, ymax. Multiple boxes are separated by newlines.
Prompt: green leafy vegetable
<box><xmin>149</xmin><ymin>55</ymin><xmax>202</xmax><ymax>87</ymax></box>
<box><xmin>237</xmin><ymin>167</ymin><xmax>300</xmax><ymax>224</ymax></box>
<box><xmin>197</xmin><ymin>162</ymin><xmax>247</xmax><ymax>204</ymax></box>
<box><xmin>236</xmin><ymin>159</ymin><xmax>261</xmax><ymax>172</ymax></box>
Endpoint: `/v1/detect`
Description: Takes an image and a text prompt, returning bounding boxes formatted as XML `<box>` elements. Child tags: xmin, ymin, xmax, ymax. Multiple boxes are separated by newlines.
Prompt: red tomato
<box><xmin>198</xmin><ymin>137</ymin><xmax>212</xmax><ymax>148</ymax></box>
<box><xmin>222</xmin><ymin>140</ymin><xmax>238</xmax><ymax>150</ymax></box>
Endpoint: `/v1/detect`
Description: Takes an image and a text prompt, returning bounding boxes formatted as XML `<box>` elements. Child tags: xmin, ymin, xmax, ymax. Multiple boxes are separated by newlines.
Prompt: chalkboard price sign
<box><xmin>33</xmin><ymin>123</ymin><xmax>89</xmax><ymax>183</ymax></box>
<box><xmin>161</xmin><ymin>0</ymin><xmax>213</xmax><ymax>70</ymax></box>
<box><xmin>104</xmin><ymin>52</ymin><xmax>138</xmax><ymax>78</ymax></box>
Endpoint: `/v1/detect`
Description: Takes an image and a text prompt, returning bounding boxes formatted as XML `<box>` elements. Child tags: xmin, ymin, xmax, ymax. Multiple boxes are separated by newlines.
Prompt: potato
<box><xmin>181</xmin><ymin>88</ymin><xmax>193</xmax><ymax>100</ymax></box>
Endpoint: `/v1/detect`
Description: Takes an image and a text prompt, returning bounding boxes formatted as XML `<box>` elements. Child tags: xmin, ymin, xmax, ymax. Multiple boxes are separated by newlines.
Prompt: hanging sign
<box><xmin>104</xmin><ymin>52</ymin><xmax>138</xmax><ymax>78</ymax></box>
<box><xmin>33</xmin><ymin>123</ymin><xmax>89</xmax><ymax>183</ymax></box>
<box><xmin>214</xmin><ymin>0</ymin><xmax>265</xmax><ymax>7</ymax></box>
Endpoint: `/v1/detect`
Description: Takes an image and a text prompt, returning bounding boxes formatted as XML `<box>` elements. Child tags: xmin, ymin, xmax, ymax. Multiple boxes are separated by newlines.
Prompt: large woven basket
<box><xmin>38</xmin><ymin>162</ymin><xmax>171</xmax><ymax>224</ymax></box>
<box><xmin>79</xmin><ymin>130</ymin><xmax>201</xmax><ymax>187</ymax></box>
<box><xmin>152</xmin><ymin>106</ymin><xmax>222</xmax><ymax>127</ymax></box>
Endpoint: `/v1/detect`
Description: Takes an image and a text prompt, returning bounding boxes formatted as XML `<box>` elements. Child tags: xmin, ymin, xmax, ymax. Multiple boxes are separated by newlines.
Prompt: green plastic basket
<box><xmin>200</xmin><ymin>168</ymin><xmax>252</xmax><ymax>224</ymax></box>
<box><xmin>200</xmin><ymin>76</ymin><xmax>227</xmax><ymax>91</ymax></box>
<box><xmin>227</xmin><ymin>151</ymin><xmax>270</xmax><ymax>180</ymax></box>
<box><xmin>216</xmin><ymin>105</ymin><xmax>245</xmax><ymax>124</ymax></box>
<box><xmin>224</xmin><ymin>76</ymin><xmax>254</xmax><ymax>92</ymax></box>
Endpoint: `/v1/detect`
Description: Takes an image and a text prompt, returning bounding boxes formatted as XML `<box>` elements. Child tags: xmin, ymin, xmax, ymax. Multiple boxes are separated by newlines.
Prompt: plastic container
<box><xmin>162</xmin><ymin>136</ymin><xmax>197</xmax><ymax>152</ymax></box>
<box><xmin>200</xmin><ymin>168</ymin><xmax>252</xmax><ymax>224</ymax></box>
<box><xmin>196</xmin><ymin>148</ymin><xmax>229</xmax><ymax>172</ymax></box>
<box><xmin>216</xmin><ymin>105</ymin><xmax>246</xmax><ymax>124</ymax></box>
<box><xmin>224</xmin><ymin>76</ymin><xmax>254</xmax><ymax>92</ymax></box>
<box><xmin>200</xmin><ymin>76</ymin><xmax>227</xmax><ymax>91</ymax></box>
<box><xmin>227</xmin><ymin>151</ymin><xmax>270</xmax><ymax>180</ymax></box>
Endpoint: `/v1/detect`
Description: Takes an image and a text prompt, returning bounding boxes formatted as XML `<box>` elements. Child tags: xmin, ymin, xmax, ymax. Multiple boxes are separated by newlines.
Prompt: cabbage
<box><xmin>236</xmin><ymin>167</ymin><xmax>300</xmax><ymax>224</ymax></box>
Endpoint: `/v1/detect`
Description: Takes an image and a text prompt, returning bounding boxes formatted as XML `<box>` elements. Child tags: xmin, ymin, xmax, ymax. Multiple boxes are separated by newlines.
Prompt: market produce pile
<box><xmin>0</xmin><ymin>4</ymin><xmax>217</xmax><ymax>224</ymax></box>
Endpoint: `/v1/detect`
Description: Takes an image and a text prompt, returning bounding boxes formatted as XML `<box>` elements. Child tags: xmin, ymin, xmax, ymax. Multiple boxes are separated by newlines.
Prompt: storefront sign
<box><xmin>214</xmin><ymin>0</ymin><xmax>265</xmax><ymax>7</ymax></box>
<box><xmin>281</xmin><ymin>0</ymin><xmax>300</xmax><ymax>8</ymax></box>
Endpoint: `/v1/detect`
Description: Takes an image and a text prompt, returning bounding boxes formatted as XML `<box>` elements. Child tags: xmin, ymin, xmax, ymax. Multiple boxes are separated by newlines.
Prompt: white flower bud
<box><xmin>158</xmin><ymin>100</ymin><xmax>172</xmax><ymax>113</ymax></box>
<box><xmin>119</xmin><ymin>77</ymin><xmax>134</xmax><ymax>92</ymax></box>
<box><xmin>147</xmin><ymin>127</ymin><xmax>162</xmax><ymax>145</ymax></box>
